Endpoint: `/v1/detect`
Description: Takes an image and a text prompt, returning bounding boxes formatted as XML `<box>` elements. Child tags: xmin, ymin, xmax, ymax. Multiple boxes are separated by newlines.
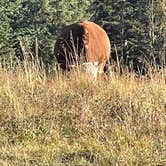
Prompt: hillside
<box><xmin>0</xmin><ymin>63</ymin><xmax>165</xmax><ymax>165</ymax></box>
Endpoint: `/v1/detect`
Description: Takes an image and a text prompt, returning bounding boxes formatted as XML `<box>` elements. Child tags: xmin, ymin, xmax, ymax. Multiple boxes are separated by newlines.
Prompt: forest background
<box><xmin>0</xmin><ymin>0</ymin><xmax>165</xmax><ymax>72</ymax></box>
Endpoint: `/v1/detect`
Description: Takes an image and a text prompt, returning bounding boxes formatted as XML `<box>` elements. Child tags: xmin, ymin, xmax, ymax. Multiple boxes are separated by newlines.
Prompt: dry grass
<box><xmin>0</xmin><ymin>61</ymin><xmax>166</xmax><ymax>166</ymax></box>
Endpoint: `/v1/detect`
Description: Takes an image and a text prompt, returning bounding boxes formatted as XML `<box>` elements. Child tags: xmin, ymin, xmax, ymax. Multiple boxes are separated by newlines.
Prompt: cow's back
<box><xmin>78</xmin><ymin>21</ymin><xmax>110</xmax><ymax>64</ymax></box>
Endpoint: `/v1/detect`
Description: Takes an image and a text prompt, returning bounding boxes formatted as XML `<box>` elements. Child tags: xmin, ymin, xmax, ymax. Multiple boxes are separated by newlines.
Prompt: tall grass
<box><xmin>0</xmin><ymin>58</ymin><xmax>165</xmax><ymax>166</ymax></box>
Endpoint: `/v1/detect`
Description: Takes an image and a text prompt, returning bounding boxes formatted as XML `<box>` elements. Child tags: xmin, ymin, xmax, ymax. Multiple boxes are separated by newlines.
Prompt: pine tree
<box><xmin>1</xmin><ymin>0</ymin><xmax>165</xmax><ymax>69</ymax></box>
<box><xmin>49</xmin><ymin>0</ymin><xmax>91</xmax><ymax>29</ymax></box>
<box><xmin>0</xmin><ymin>0</ymin><xmax>19</xmax><ymax>62</ymax></box>
<box><xmin>152</xmin><ymin>0</ymin><xmax>166</xmax><ymax>67</ymax></box>
<box><xmin>7</xmin><ymin>0</ymin><xmax>91</xmax><ymax>66</ymax></box>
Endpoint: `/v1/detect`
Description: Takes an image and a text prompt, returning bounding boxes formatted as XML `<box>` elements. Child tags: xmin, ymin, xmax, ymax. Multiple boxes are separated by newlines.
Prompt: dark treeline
<box><xmin>0</xmin><ymin>0</ymin><xmax>165</xmax><ymax>72</ymax></box>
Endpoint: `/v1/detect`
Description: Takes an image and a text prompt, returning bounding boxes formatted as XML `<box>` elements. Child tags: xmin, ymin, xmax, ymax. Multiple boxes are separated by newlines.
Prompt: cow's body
<box><xmin>54</xmin><ymin>21</ymin><xmax>111</xmax><ymax>78</ymax></box>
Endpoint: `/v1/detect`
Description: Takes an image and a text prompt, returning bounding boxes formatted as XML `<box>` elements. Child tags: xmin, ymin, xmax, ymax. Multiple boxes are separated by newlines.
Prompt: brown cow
<box><xmin>54</xmin><ymin>21</ymin><xmax>111</xmax><ymax>79</ymax></box>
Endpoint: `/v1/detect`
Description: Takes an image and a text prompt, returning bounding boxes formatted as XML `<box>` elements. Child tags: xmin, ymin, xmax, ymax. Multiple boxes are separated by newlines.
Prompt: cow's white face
<box><xmin>82</xmin><ymin>62</ymin><xmax>99</xmax><ymax>80</ymax></box>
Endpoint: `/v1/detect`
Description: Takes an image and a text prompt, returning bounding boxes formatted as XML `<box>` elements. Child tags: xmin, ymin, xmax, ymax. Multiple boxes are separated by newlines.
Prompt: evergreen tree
<box><xmin>48</xmin><ymin>0</ymin><xmax>91</xmax><ymax>31</ymax></box>
<box><xmin>148</xmin><ymin>0</ymin><xmax>166</xmax><ymax>67</ymax></box>
<box><xmin>0</xmin><ymin>0</ymin><xmax>20</xmax><ymax>62</ymax></box>
<box><xmin>88</xmin><ymin>0</ymin><xmax>111</xmax><ymax>25</ymax></box>
<box><xmin>9</xmin><ymin>0</ymin><xmax>50</xmax><ymax>62</ymax></box>
<box><xmin>9</xmin><ymin>0</ymin><xmax>91</xmax><ymax>66</ymax></box>
<box><xmin>0</xmin><ymin>0</ymin><xmax>165</xmax><ymax>70</ymax></box>
<box><xmin>89</xmin><ymin>0</ymin><xmax>165</xmax><ymax>72</ymax></box>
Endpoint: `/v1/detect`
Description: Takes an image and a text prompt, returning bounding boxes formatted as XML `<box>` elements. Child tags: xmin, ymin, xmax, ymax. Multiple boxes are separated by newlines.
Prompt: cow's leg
<box><xmin>82</xmin><ymin>62</ymin><xmax>105</xmax><ymax>81</ymax></box>
<box><xmin>82</xmin><ymin>62</ymin><xmax>98</xmax><ymax>80</ymax></box>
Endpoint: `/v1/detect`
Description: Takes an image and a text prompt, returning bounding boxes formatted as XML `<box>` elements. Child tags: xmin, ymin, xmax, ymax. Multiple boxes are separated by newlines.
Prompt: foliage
<box><xmin>0</xmin><ymin>1</ymin><xmax>166</xmax><ymax>165</ymax></box>
<box><xmin>90</xmin><ymin>0</ymin><xmax>165</xmax><ymax>72</ymax></box>
<box><xmin>0</xmin><ymin>0</ymin><xmax>91</xmax><ymax>66</ymax></box>
<box><xmin>0</xmin><ymin>0</ymin><xmax>165</xmax><ymax>70</ymax></box>
<box><xmin>0</xmin><ymin>0</ymin><xmax>18</xmax><ymax>62</ymax></box>
<box><xmin>0</xmin><ymin>62</ymin><xmax>166</xmax><ymax>165</ymax></box>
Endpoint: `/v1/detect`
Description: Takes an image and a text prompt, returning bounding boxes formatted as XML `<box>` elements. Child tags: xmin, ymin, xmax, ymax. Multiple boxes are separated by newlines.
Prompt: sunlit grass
<box><xmin>0</xmin><ymin>60</ymin><xmax>166</xmax><ymax>165</ymax></box>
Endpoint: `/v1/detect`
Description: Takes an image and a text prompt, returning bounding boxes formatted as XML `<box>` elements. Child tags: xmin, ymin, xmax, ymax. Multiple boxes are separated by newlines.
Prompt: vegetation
<box><xmin>0</xmin><ymin>0</ymin><xmax>165</xmax><ymax>70</ymax></box>
<box><xmin>0</xmin><ymin>0</ymin><xmax>166</xmax><ymax>165</ymax></box>
<box><xmin>0</xmin><ymin>61</ymin><xmax>166</xmax><ymax>165</ymax></box>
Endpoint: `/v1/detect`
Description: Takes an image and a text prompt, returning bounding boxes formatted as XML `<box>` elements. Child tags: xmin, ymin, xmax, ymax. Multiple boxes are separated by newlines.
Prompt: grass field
<box><xmin>0</xmin><ymin>62</ymin><xmax>166</xmax><ymax>165</ymax></box>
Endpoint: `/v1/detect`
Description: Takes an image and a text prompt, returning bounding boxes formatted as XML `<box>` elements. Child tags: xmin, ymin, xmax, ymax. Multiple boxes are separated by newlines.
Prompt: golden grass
<box><xmin>0</xmin><ymin>62</ymin><xmax>166</xmax><ymax>165</ymax></box>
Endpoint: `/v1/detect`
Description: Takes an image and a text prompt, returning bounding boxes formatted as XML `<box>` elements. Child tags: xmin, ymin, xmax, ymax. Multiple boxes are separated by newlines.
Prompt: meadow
<box><xmin>0</xmin><ymin>61</ymin><xmax>166</xmax><ymax>165</ymax></box>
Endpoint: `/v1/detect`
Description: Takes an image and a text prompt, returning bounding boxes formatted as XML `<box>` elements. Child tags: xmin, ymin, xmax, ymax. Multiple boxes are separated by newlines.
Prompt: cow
<box><xmin>54</xmin><ymin>20</ymin><xmax>111</xmax><ymax>79</ymax></box>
